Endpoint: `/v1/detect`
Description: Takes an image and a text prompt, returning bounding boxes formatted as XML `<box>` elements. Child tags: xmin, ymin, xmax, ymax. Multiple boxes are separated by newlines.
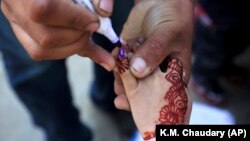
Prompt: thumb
<box><xmin>130</xmin><ymin>28</ymin><xmax>172</xmax><ymax>78</ymax></box>
<box><xmin>93</xmin><ymin>0</ymin><xmax>114</xmax><ymax>17</ymax></box>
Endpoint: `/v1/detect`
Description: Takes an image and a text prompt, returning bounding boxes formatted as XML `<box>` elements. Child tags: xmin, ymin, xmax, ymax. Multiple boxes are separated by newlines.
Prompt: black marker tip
<box><xmin>114</xmin><ymin>40</ymin><xmax>122</xmax><ymax>47</ymax></box>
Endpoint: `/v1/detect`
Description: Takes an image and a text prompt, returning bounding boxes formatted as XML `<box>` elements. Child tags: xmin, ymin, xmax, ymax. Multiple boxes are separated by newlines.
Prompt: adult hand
<box><xmin>122</xmin><ymin>0</ymin><xmax>194</xmax><ymax>80</ymax></box>
<box><xmin>114</xmin><ymin>0</ymin><xmax>194</xmax><ymax>110</ymax></box>
<box><xmin>1</xmin><ymin>0</ymin><xmax>115</xmax><ymax>71</ymax></box>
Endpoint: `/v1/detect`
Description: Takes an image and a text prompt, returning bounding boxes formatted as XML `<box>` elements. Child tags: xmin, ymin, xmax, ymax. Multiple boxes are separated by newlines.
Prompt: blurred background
<box><xmin>1</xmin><ymin>50</ymin><xmax>250</xmax><ymax>141</ymax></box>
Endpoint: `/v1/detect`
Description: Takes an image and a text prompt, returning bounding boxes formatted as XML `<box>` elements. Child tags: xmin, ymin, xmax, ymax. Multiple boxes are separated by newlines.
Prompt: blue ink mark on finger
<box><xmin>119</xmin><ymin>47</ymin><xmax>125</xmax><ymax>59</ymax></box>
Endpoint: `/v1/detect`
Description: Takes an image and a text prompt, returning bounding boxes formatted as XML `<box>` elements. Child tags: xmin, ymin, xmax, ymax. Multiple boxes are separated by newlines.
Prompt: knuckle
<box><xmin>148</xmin><ymin>40</ymin><xmax>163</xmax><ymax>57</ymax></box>
<box><xmin>70</xmin><ymin>12</ymin><xmax>97</xmax><ymax>29</ymax></box>
<box><xmin>114</xmin><ymin>82</ymin><xmax>120</xmax><ymax>94</ymax></box>
<box><xmin>169</xmin><ymin>24</ymin><xmax>184</xmax><ymax>38</ymax></box>
<box><xmin>29</xmin><ymin>49</ymin><xmax>45</xmax><ymax>61</ymax></box>
<box><xmin>39</xmin><ymin>34</ymin><xmax>55</xmax><ymax>48</ymax></box>
<box><xmin>114</xmin><ymin>86</ymin><xmax>120</xmax><ymax>95</ymax></box>
<box><xmin>29</xmin><ymin>0</ymin><xmax>52</xmax><ymax>21</ymax></box>
<box><xmin>114</xmin><ymin>82</ymin><xmax>123</xmax><ymax>95</ymax></box>
<box><xmin>78</xmin><ymin>49</ymin><xmax>89</xmax><ymax>57</ymax></box>
<box><xmin>70</xmin><ymin>14</ymin><xmax>85</xmax><ymax>28</ymax></box>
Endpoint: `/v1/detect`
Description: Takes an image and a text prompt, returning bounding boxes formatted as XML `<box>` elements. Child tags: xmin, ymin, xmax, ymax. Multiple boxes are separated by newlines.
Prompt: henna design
<box><xmin>143</xmin><ymin>131</ymin><xmax>155</xmax><ymax>140</ymax></box>
<box><xmin>159</xmin><ymin>58</ymin><xmax>188</xmax><ymax>124</ymax></box>
<box><xmin>117</xmin><ymin>45</ymin><xmax>129</xmax><ymax>74</ymax></box>
<box><xmin>143</xmin><ymin>57</ymin><xmax>188</xmax><ymax>140</ymax></box>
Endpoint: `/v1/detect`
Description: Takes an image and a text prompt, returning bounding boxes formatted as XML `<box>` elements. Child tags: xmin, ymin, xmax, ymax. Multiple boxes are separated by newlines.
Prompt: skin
<box><xmin>123</xmin><ymin>0</ymin><xmax>194</xmax><ymax>79</ymax></box>
<box><xmin>113</xmin><ymin>1</ymin><xmax>194</xmax><ymax>139</ymax></box>
<box><xmin>114</xmin><ymin>44</ymin><xmax>192</xmax><ymax>140</ymax></box>
<box><xmin>1</xmin><ymin>0</ymin><xmax>115</xmax><ymax>71</ymax></box>
<box><xmin>114</xmin><ymin>0</ymin><xmax>194</xmax><ymax>110</ymax></box>
<box><xmin>2</xmin><ymin>0</ymin><xmax>193</xmax><ymax>136</ymax></box>
<box><xmin>1</xmin><ymin>0</ymin><xmax>193</xmax><ymax>75</ymax></box>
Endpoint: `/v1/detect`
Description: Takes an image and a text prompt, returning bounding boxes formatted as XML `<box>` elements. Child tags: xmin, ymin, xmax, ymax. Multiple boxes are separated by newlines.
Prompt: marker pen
<box><xmin>74</xmin><ymin>0</ymin><xmax>122</xmax><ymax>47</ymax></box>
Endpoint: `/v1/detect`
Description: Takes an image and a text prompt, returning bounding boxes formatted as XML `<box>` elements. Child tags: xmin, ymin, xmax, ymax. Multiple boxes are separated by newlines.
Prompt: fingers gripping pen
<box><xmin>74</xmin><ymin>0</ymin><xmax>122</xmax><ymax>47</ymax></box>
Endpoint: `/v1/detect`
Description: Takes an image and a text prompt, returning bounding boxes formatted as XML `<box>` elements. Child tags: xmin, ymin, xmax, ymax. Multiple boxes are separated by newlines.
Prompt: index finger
<box><xmin>27</xmin><ymin>0</ymin><xmax>99</xmax><ymax>31</ymax></box>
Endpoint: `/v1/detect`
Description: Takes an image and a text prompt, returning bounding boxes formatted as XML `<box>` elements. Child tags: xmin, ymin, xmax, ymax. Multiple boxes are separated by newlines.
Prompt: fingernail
<box><xmin>100</xmin><ymin>0</ymin><xmax>113</xmax><ymax>13</ymax></box>
<box><xmin>131</xmin><ymin>57</ymin><xmax>146</xmax><ymax>74</ymax></box>
<box><xmin>101</xmin><ymin>63</ymin><xmax>111</xmax><ymax>71</ymax></box>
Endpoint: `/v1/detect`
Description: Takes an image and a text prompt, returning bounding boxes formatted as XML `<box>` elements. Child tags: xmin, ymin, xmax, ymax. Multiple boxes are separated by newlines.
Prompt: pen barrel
<box><xmin>74</xmin><ymin>0</ymin><xmax>119</xmax><ymax>44</ymax></box>
<box><xmin>97</xmin><ymin>17</ymin><xmax>119</xmax><ymax>43</ymax></box>
<box><xmin>74</xmin><ymin>0</ymin><xmax>95</xmax><ymax>11</ymax></box>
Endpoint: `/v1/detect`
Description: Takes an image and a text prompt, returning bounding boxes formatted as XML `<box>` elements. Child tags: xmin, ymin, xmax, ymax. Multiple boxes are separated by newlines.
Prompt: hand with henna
<box><xmin>113</xmin><ymin>0</ymin><xmax>194</xmax><ymax>110</ymax></box>
<box><xmin>113</xmin><ymin>44</ymin><xmax>192</xmax><ymax>141</ymax></box>
<box><xmin>112</xmin><ymin>0</ymin><xmax>194</xmax><ymax>140</ymax></box>
<box><xmin>1</xmin><ymin>0</ymin><xmax>115</xmax><ymax>71</ymax></box>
